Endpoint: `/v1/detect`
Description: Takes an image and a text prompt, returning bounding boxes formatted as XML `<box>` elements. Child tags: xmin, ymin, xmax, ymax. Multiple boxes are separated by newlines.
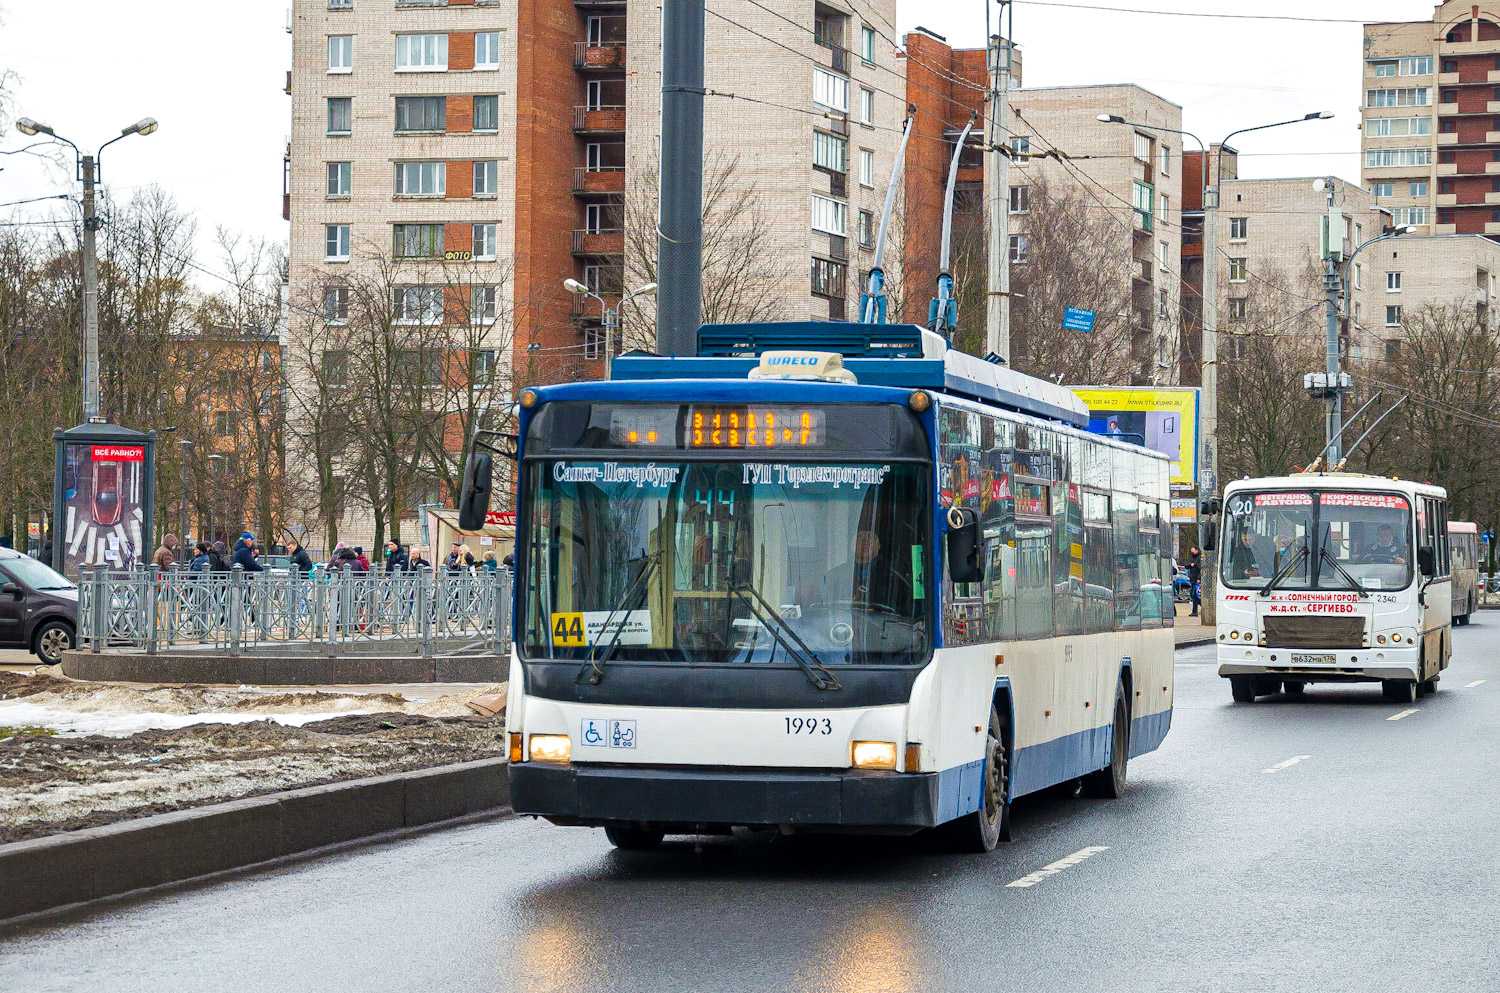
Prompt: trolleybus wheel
<box><xmin>1082</xmin><ymin>681</ymin><xmax>1129</xmax><ymax>799</ymax></box>
<box><xmin>1423</xmin><ymin>676</ymin><xmax>1439</xmax><ymax>694</ymax></box>
<box><xmin>1382</xmin><ymin>679</ymin><xmax>1418</xmax><ymax>704</ymax></box>
<box><xmin>1230</xmin><ymin>676</ymin><xmax>1256</xmax><ymax>703</ymax></box>
<box><xmin>951</xmin><ymin>704</ymin><xmax>1011</xmax><ymax>852</ymax></box>
<box><xmin>604</xmin><ymin>824</ymin><xmax>665</xmax><ymax>851</ymax></box>
<box><xmin>1283</xmin><ymin>681</ymin><xmax>1305</xmax><ymax>696</ymax></box>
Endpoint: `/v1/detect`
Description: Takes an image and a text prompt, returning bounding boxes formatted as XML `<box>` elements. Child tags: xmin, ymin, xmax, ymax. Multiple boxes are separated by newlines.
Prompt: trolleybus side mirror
<box><xmin>1203</xmin><ymin>523</ymin><xmax>1217</xmax><ymax>552</ymax></box>
<box><xmin>458</xmin><ymin>452</ymin><xmax>494</xmax><ymax>531</ymax></box>
<box><xmin>946</xmin><ymin>506</ymin><xmax>984</xmax><ymax>584</ymax></box>
<box><xmin>1418</xmin><ymin>545</ymin><xmax>1436</xmax><ymax>577</ymax></box>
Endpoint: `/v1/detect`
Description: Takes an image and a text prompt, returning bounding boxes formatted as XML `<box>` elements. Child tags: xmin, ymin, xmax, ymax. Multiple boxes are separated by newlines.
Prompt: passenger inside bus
<box><xmin>1360</xmin><ymin>524</ymin><xmax>1407</xmax><ymax>564</ymax></box>
<box><xmin>1229</xmin><ymin>529</ymin><xmax>1263</xmax><ymax>580</ymax></box>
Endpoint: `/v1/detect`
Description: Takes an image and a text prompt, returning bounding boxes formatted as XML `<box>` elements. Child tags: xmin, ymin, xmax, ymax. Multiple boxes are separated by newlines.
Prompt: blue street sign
<box><xmin>1063</xmin><ymin>307</ymin><xmax>1096</xmax><ymax>333</ymax></box>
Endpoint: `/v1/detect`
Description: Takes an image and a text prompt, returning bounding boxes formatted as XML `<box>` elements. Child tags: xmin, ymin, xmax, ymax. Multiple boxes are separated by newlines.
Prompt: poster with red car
<box><xmin>61</xmin><ymin>441</ymin><xmax>146</xmax><ymax>576</ymax></box>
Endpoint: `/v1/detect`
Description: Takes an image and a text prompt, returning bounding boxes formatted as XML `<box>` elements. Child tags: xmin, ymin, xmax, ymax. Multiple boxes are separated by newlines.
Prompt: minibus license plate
<box><xmin>1291</xmin><ymin>653</ymin><xmax>1335</xmax><ymax>665</ymax></box>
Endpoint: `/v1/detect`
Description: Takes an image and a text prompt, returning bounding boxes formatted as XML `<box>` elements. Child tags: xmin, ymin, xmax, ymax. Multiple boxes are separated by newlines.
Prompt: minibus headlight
<box><xmin>851</xmin><ymin>741</ymin><xmax>898</xmax><ymax>770</ymax></box>
<box><xmin>529</xmin><ymin>734</ymin><xmax>571</xmax><ymax>764</ymax></box>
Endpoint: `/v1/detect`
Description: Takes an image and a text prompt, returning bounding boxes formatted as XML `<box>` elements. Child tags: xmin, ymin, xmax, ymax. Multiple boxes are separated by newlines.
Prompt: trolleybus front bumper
<box><xmin>1218</xmin><ymin>644</ymin><xmax>1419</xmax><ymax>682</ymax></box>
<box><xmin>510</xmin><ymin>762</ymin><xmax>943</xmax><ymax>831</ymax></box>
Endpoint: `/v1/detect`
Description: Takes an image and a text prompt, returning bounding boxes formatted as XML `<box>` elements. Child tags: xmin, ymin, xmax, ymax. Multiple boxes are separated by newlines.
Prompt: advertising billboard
<box><xmin>1071</xmin><ymin>387</ymin><xmax>1200</xmax><ymax>488</ymax></box>
<box><xmin>53</xmin><ymin>424</ymin><xmax>155</xmax><ymax>579</ymax></box>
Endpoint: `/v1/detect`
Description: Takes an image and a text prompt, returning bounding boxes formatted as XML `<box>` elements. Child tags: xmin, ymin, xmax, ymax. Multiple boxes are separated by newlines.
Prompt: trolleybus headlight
<box><xmin>519</xmin><ymin>388</ymin><xmax>540</xmax><ymax>408</ymax></box>
<box><xmin>851</xmin><ymin>741</ymin><xmax>898</xmax><ymax>770</ymax></box>
<box><xmin>907</xmin><ymin>390</ymin><xmax>932</xmax><ymax>412</ymax></box>
<box><xmin>529</xmin><ymin>734</ymin><xmax>571</xmax><ymax>764</ymax></box>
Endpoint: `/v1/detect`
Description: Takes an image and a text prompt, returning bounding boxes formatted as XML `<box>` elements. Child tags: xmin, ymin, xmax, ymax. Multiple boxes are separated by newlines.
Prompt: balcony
<box><xmin>1487</xmin><ymin>131</ymin><xmax>1500</xmax><ymax>143</ymax></box>
<box><xmin>574</xmin><ymin>41</ymin><xmax>626</xmax><ymax>71</ymax></box>
<box><xmin>1440</xmin><ymin>132</ymin><xmax>1460</xmax><ymax>145</ymax></box>
<box><xmin>1439</xmin><ymin>162</ymin><xmax>1459</xmax><ymax>175</ymax></box>
<box><xmin>572</xmin><ymin>228</ymin><xmax>624</xmax><ymax>255</ymax></box>
<box><xmin>815</xmin><ymin>41</ymin><xmax>849</xmax><ymax>75</ymax></box>
<box><xmin>1438</xmin><ymin>192</ymin><xmax>1458</xmax><ymax>206</ymax></box>
<box><xmin>573</xmin><ymin>166</ymin><xmax>625</xmax><ymax>196</ymax></box>
<box><xmin>1487</xmin><ymin>191</ymin><xmax>1500</xmax><ymax>204</ymax></box>
<box><xmin>1440</xmin><ymin>71</ymin><xmax>1461</xmax><ymax>85</ymax></box>
<box><xmin>569</xmin><ymin>294</ymin><xmax>617</xmax><ymax>320</ymax></box>
<box><xmin>1435</xmin><ymin>223</ymin><xmax>1458</xmax><ymax>234</ymax></box>
<box><xmin>1487</xmin><ymin>161</ymin><xmax>1500</xmax><ymax>174</ymax></box>
<box><xmin>1490</xmin><ymin>101</ymin><xmax>1500</xmax><ymax>113</ymax></box>
<box><xmin>573</xmin><ymin>105</ymin><xmax>626</xmax><ymax>134</ymax></box>
<box><xmin>1487</xmin><ymin>222</ymin><xmax>1500</xmax><ymax>236</ymax></box>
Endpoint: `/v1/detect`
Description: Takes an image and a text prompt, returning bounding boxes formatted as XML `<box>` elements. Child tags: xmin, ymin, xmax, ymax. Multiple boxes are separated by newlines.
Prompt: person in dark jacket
<box><xmin>1187</xmin><ymin>546</ymin><xmax>1202</xmax><ymax>617</ymax></box>
<box><xmin>287</xmin><ymin>538</ymin><xmax>314</xmax><ymax>574</ymax></box>
<box><xmin>233</xmin><ymin>532</ymin><xmax>264</xmax><ymax>572</ymax></box>
<box><xmin>331</xmin><ymin>542</ymin><xmax>365</xmax><ymax>573</ymax></box>
<box><xmin>189</xmin><ymin>542</ymin><xmax>212</xmax><ymax>571</ymax></box>
<box><xmin>385</xmin><ymin>539</ymin><xmax>409</xmax><ymax>573</ymax></box>
<box><xmin>209</xmin><ymin>541</ymin><xmax>231</xmax><ymax>572</ymax></box>
<box><xmin>408</xmin><ymin>547</ymin><xmax>431</xmax><ymax>572</ymax></box>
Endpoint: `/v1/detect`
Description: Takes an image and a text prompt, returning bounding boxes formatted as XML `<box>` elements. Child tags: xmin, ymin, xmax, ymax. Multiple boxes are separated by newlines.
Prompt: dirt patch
<box><xmin>0</xmin><ymin>683</ymin><xmax>509</xmax><ymax>844</ymax></box>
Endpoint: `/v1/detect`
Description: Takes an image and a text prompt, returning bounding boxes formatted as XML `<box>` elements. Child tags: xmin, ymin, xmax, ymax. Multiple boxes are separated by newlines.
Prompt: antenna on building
<box><xmin>861</xmin><ymin>105</ymin><xmax>917</xmax><ymax>325</ymax></box>
<box><xmin>930</xmin><ymin>111</ymin><xmax>978</xmax><ymax>339</ymax></box>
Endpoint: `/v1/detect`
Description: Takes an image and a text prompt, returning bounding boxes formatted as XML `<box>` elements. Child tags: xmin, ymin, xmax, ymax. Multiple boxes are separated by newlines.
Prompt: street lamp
<box><xmin>564</xmin><ymin>278</ymin><xmax>658</xmax><ymax>378</ymax></box>
<box><xmin>15</xmin><ymin>116</ymin><xmax>158</xmax><ymax>422</ymax></box>
<box><xmin>1097</xmin><ymin>110</ymin><xmax>1333</xmax><ymax>627</ymax></box>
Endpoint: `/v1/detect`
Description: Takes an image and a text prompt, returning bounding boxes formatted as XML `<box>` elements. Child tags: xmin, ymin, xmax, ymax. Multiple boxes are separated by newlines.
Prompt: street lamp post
<box><xmin>178</xmin><ymin>439</ymin><xmax>193</xmax><ymax>547</ymax></box>
<box><xmin>564</xmin><ymin>279</ymin><xmax>658</xmax><ymax>378</ymax></box>
<box><xmin>15</xmin><ymin>117</ymin><xmax>158</xmax><ymax>422</ymax></box>
<box><xmin>1096</xmin><ymin>111</ymin><xmax>1332</xmax><ymax>627</ymax></box>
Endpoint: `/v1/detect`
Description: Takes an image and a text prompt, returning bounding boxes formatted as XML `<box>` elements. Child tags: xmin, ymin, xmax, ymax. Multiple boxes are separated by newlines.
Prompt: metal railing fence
<box><xmin>78</xmin><ymin>565</ymin><xmax>512</xmax><ymax>658</ymax></box>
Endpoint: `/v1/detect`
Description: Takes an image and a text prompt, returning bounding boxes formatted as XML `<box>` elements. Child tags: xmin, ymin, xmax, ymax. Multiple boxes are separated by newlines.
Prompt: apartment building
<box><xmin>287</xmin><ymin>0</ymin><xmax>902</xmax><ymax>390</ymax></box>
<box><xmin>1358</xmin><ymin>232</ymin><xmax>1500</xmax><ymax>360</ymax></box>
<box><xmin>1362</xmin><ymin>2</ymin><xmax>1500</xmax><ymax>239</ymax></box>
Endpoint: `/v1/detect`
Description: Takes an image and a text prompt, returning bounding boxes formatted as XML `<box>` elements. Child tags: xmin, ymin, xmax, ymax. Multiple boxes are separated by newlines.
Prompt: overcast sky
<box><xmin>1</xmin><ymin>0</ymin><xmax>1425</xmax><ymax>283</ymax></box>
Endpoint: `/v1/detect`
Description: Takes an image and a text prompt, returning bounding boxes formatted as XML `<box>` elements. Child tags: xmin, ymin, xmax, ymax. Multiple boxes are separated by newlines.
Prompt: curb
<box><xmin>60</xmin><ymin>651</ymin><xmax>507</xmax><ymax>685</ymax></box>
<box><xmin>0</xmin><ymin>757</ymin><xmax>510</xmax><ymax>923</ymax></box>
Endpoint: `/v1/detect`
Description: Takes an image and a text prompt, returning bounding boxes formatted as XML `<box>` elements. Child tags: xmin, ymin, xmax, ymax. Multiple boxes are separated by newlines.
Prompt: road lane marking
<box><xmin>1263</xmin><ymin>755</ymin><xmax>1311</xmax><ymax>774</ymax></box>
<box><xmin>1466</xmin><ymin>680</ymin><xmax>1487</xmax><ymax>688</ymax></box>
<box><xmin>1006</xmin><ymin>846</ymin><xmax>1109</xmax><ymax>888</ymax></box>
<box><xmin>1175</xmin><ymin>663</ymin><xmax>1209</xmax><ymax>667</ymax></box>
<box><xmin>1387</xmin><ymin>709</ymin><xmax>1418</xmax><ymax>721</ymax></box>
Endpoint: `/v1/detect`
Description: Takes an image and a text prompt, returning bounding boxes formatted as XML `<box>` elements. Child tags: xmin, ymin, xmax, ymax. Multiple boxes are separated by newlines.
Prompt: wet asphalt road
<box><xmin>5</xmin><ymin>623</ymin><xmax>1500</xmax><ymax>993</ymax></box>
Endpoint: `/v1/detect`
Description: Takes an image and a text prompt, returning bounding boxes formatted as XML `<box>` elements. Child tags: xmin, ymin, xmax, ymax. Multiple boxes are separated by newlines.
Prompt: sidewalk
<box><xmin>1174</xmin><ymin>602</ymin><xmax>1215</xmax><ymax>648</ymax></box>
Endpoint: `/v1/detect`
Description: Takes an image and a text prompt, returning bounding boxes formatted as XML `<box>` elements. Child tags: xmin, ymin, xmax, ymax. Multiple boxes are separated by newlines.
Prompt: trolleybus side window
<box><xmin>1082</xmin><ymin>489</ymin><xmax>1114</xmax><ymax>634</ymax></box>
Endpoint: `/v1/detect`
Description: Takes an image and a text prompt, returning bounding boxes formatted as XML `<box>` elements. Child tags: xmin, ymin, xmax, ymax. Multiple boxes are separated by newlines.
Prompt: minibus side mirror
<box><xmin>946</xmin><ymin>506</ymin><xmax>984</xmax><ymax>584</ymax></box>
<box><xmin>1418</xmin><ymin>545</ymin><xmax>1436</xmax><ymax>577</ymax></box>
<box><xmin>1203</xmin><ymin>525</ymin><xmax>1217</xmax><ymax>552</ymax></box>
<box><xmin>458</xmin><ymin>452</ymin><xmax>494</xmax><ymax>531</ymax></box>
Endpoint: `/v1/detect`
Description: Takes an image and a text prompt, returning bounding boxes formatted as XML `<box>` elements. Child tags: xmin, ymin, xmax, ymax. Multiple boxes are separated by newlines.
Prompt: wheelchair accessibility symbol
<box><xmin>580</xmin><ymin>719</ymin><xmax>605</xmax><ymax>746</ymax></box>
<box><xmin>579</xmin><ymin>718</ymin><xmax>636</xmax><ymax>748</ymax></box>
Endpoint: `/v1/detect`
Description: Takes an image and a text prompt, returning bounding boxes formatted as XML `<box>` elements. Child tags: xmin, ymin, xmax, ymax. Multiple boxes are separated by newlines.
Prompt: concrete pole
<box><xmin>1199</xmin><ymin>156</ymin><xmax>1221</xmax><ymax>626</ymax></box>
<box><xmin>1322</xmin><ymin>180</ymin><xmax>1344</xmax><ymax>466</ymax></box>
<box><xmin>604</xmin><ymin>305</ymin><xmax>617</xmax><ymax>379</ymax></box>
<box><xmin>81</xmin><ymin>154</ymin><xmax>101</xmax><ymax>421</ymax></box>
<box><xmin>655</xmin><ymin>0</ymin><xmax>704</xmax><ymax>356</ymax></box>
<box><xmin>984</xmin><ymin>33</ymin><xmax>1012</xmax><ymax>362</ymax></box>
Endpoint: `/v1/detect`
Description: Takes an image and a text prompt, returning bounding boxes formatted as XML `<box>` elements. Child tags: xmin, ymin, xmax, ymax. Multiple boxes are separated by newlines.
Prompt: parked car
<box><xmin>263</xmin><ymin>554</ymin><xmax>293</xmax><ymax>577</ymax></box>
<box><xmin>1173</xmin><ymin>566</ymin><xmax>1193</xmax><ymax>602</ymax></box>
<box><xmin>0</xmin><ymin>548</ymin><xmax>78</xmax><ymax>664</ymax></box>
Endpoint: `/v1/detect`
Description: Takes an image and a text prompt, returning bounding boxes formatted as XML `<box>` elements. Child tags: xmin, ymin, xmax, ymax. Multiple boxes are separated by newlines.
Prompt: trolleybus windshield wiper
<box><xmin>1258</xmin><ymin>543</ymin><xmax>1309</xmax><ymax>596</ymax></box>
<box><xmin>1316</xmin><ymin>530</ymin><xmax>1369</xmax><ymax>599</ymax></box>
<box><xmin>580</xmin><ymin>553</ymin><xmax>660</xmax><ymax>685</ymax></box>
<box><xmin>731</xmin><ymin>583</ymin><xmax>842</xmax><ymax>691</ymax></box>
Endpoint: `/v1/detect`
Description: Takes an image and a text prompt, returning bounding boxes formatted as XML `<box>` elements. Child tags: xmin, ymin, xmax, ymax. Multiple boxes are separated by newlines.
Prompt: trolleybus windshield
<box><xmin>520</xmin><ymin>402</ymin><xmax>932</xmax><ymax>667</ymax></box>
<box><xmin>1222</xmin><ymin>490</ymin><xmax>1413</xmax><ymax>591</ymax></box>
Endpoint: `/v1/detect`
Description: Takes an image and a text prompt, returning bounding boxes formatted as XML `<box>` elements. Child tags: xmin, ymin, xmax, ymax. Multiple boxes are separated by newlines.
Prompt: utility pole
<box><xmin>655</xmin><ymin>0</ymin><xmax>704</xmax><ymax>356</ymax></box>
<box><xmin>984</xmin><ymin>16</ymin><xmax>1014</xmax><ymax>362</ymax></box>
<box><xmin>81</xmin><ymin>155</ymin><xmax>101</xmax><ymax>421</ymax></box>
<box><xmin>1199</xmin><ymin>148</ymin><xmax>1221</xmax><ymax>626</ymax></box>
<box><xmin>1320</xmin><ymin>177</ymin><xmax>1345</xmax><ymax>465</ymax></box>
<box><xmin>179</xmin><ymin>439</ymin><xmax>192</xmax><ymax>547</ymax></box>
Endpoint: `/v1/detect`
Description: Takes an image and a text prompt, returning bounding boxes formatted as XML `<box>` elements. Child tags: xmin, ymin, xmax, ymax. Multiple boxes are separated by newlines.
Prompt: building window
<box><xmin>395</xmin><ymin>96</ymin><xmax>446</xmax><ymax>132</ymax></box>
<box><xmin>1133</xmin><ymin>131</ymin><xmax>1151</xmax><ymax>163</ymax></box>
<box><xmin>322</xmin><ymin>350</ymin><xmax>349</xmax><ymax>386</ymax></box>
<box><xmin>394</xmin><ymin>160</ymin><xmax>445</xmax><ymax>196</ymax></box>
<box><xmin>584</xmin><ymin>203</ymin><xmax>615</xmax><ymax>233</ymax></box>
<box><xmin>1010</xmin><ymin>136</ymin><xmax>1030</xmax><ymax>163</ymax></box>
<box><xmin>471</xmin><ymin>286</ymin><xmax>498</xmax><ymax>324</ymax></box>
<box><xmin>1227</xmin><ymin>297</ymin><xmax>1247</xmax><ymax>321</ymax></box>
<box><xmin>1228</xmin><ymin>216</ymin><xmax>1247</xmax><ymax>240</ymax></box>
<box><xmin>325</xmin><ymin>224</ymin><xmax>350</xmax><ymax>261</ymax></box>
<box><xmin>1132</xmin><ymin>181</ymin><xmax>1154</xmax><ymax>230</ymax></box>
<box><xmin>858</xmin><ymin>209</ymin><xmax>874</xmax><ymax>248</ymax></box>
<box><xmin>1401</xmin><ymin>56</ymin><xmax>1432</xmax><ymax>75</ymax></box>
<box><xmin>1366</xmin><ymin>116</ymin><xmax>1431</xmax><ymax>137</ymax></box>
<box><xmin>1440</xmin><ymin>209</ymin><xmax>1455</xmax><ymax>224</ymax></box>
<box><xmin>1159</xmin><ymin>143</ymin><xmax>1170</xmax><ymax>176</ymax></box>
<box><xmin>1009</xmin><ymin>185</ymin><xmax>1029</xmax><ymax>214</ymax></box>
<box><xmin>1441</xmin><ymin>150</ymin><xmax>1456</xmax><ymax>163</ymax></box>
<box><xmin>811</xmin><ymin>256</ymin><xmax>846</xmax><ymax>297</ymax></box>
<box><xmin>328</xmin><ymin>35</ymin><xmax>352</xmax><ymax>72</ymax></box>
<box><xmin>1409</xmin><ymin>180</ymin><xmax>1428</xmax><ymax>197</ymax></box>
<box><xmin>1387</xmin><ymin>271</ymin><xmax>1402</xmax><ymax>292</ymax></box>
<box><xmin>473</xmin><ymin>349</ymin><xmax>497</xmax><ymax>382</ymax></box>
<box><xmin>1394</xmin><ymin>206</ymin><xmax>1429</xmax><ymax>226</ymax></box>
<box><xmin>813</xmin><ymin>130</ymin><xmax>847</xmax><ymax>173</ymax></box>
<box><xmin>1385</xmin><ymin>339</ymin><xmax>1401</xmax><ymax>361</ymax></box>
<box><xmin>474</xmin><ymin>32</ymin><xmax>500</xmax><ymax>69</ymax></box>
<box><xmin>1228</xmin><ymin>257</ymin><xmax>1247</xmax><ymax>282</ymax></box>
<box><xmin>1009</xmin><ymin>234</ymin><xmax>1029</xmax><ymax>263</ymax></box>
<box><xmin>859</xmin><ymin>148</ymin><xmax>874</xmax><ymax>187</ymax></box>
<box><xmin>396</xmin><ymin>33</ymin><xmax>448</xmax><ymax>71</ymax></box>
<box><xmin>813</xmin><ymin>68</ymin><xmax>849</xmax><ymax>112</ymax></box>
<box><xmin>583</xmin><ymin>325</ymin><xmax>606</xmax><ymax>361</ymax></box>
<box><xmin>327</xmin><ymin>97</ymin><xmax>352</xmax><ymax>135</ymax></box>
<box><xmin>1353</xmin><ymin>263</ymin><xmax>1361</xmax><ymax>289</ymax></box>
<box><xmin>1442</xmin><ymin>119</ymin><xmax>1456</xmax><ymax>133</ymax></box>
<box><xmin>1373</xmin><ymin>61</ymin><xmax>1396</xmax><ymax>77</ymax></box>
<box><xmin>1365</xmin><ymin>87</ymin><xmax>1431</xmax><ymax>107</ymax></box>
<box><xmin>473</xmin><ymin>160</ymin><xmax>498</xmax><ymax>196</ymax></box>
<box><xmin>1159</xmin><ymin>192</ymin><xmax>1169</xmax><ymax>223</ymax></box>
<box><xmin>323</xmin><ymin>286</ymin><xmax>349</xmax><ymax>323</ymax></box>
<box><xmin>393</xmin><ymin>223</ymin><xmax>443</xmax><ymax>259</ymax></box>
<box><xmin>812</xmin><ymin>194</ymin><xmax>847</xmax><ymax>235</ymax></box>
<box><xmin>859</xmin><ymin>88</ymin><xmax>874</xmax><ymax>126</ymax></box>
<box><xmin>1158</xmin><ymin>240</ymin><xmax>1169</xmax><ymax>271</ymax></box>
<box><xmin>473</xmin><ymin>223</ymin><xmax>497</xmax><ymax>260</ymax></box>
<box><xmin>1365</xmin><ymin>147</ymin><xmax>1433</xmax><ymax>168</ymax></box>
<box><xmin>214</xmin><ymin>411</ymin><xmax>238</xmax><ymax>437</ymax></box>
<box><xmin>1385</xmin><ymin>304</ymin><xmax>1402</xmax><ymax>327</ymax></box>
<box><xmin>329</xmin><ymin>0</ymin><xmax>352</xmax><ymax>8</ymax></box>
<box><xmin>1443</xmin><ymin>89</ymin><xmax>1459</xmax><ymax>103</ymax></box>
<box><xmin>393</xmin><ymin>286</ymin><xmax>444</xmax><ymax>324</ymax></box>
<box><xmin>473</xmin><ymin>95</ymin><xmax>500</xmax><ymax>132</ymax></box>
<box><xmin>1371</xmin><ymin>182</ymin><xmax>1394</xmax><ymax>197</ymax></box>
<box><xmin>1158</xmin><ymin>288</ymin><xmax>1168</xmax><ymax>317</ymax></box>
<box><xmin>860</xmin><ymin>25</ymin><xmax>875</xmax><ymax>63</ymax></box>
<box><xmin>326</xmin><ymin>161</ymin><xmax>351</xmax><ymax>197</ymax></box>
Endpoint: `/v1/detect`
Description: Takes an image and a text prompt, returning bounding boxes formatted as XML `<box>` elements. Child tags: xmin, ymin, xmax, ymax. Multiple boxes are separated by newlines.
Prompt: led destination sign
<box><xmin>608</xmin><ymin>406</ymin><xmax>827</xmax><ymax>449</ymax></box>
